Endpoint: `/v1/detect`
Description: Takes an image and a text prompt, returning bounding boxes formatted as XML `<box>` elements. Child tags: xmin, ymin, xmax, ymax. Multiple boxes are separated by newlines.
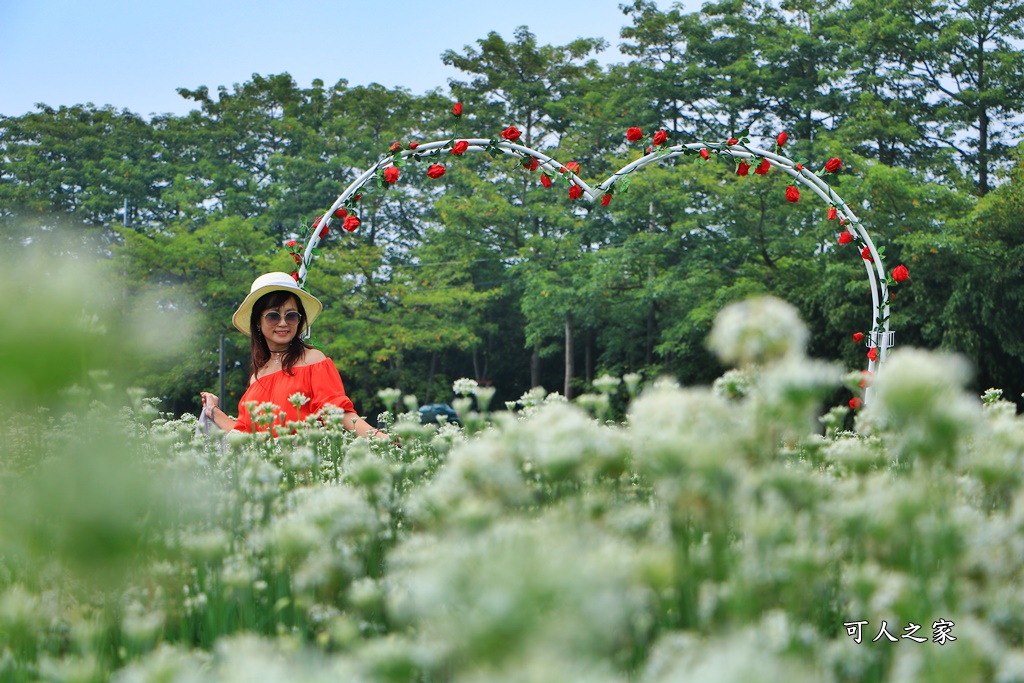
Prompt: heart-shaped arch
<box><xmin>295</xmin><ymin>135</ymin><xmax>895</xmax><ymax>400</ymax></box>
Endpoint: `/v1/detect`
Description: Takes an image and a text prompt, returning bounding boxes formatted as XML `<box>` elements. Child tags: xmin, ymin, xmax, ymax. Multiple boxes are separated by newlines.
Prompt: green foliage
<box><xmin>840</xmin><ymin>0</ymin><xmax>1024</xmax><ymax>195</ymax></box>
<box><xmin>0</xmin><ymin>104</ymin><xmax>168</xmax><ymax>227</ymax></box>
<box><xmin>931</xmin><ymin>151</ymin><xmax>1024</xmax><ymax>403</ymax></box>
<box><xmin>112</xmin><ymin>216</ymin><xmax>282</xmax><ymax>412</ymax></box>
<box><xmin>311</xmin><ymin>235</ymin><xmax>497</xmax><ymax>402</ymax></box>
<box><xmin>1</xmin><ymin>0</ymin><xmax>1022</xmax><ymax>413</ymax></box>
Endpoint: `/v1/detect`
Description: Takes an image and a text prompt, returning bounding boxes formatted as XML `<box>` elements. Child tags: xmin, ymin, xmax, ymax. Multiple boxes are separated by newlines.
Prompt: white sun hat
<box><xmin>231</xmin><ymin>272</ymin><xmax>323</xmax><ymax>336</ymax></box>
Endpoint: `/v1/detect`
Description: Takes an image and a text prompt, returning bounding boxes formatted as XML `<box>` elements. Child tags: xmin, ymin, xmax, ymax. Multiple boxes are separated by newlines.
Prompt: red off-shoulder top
<box><xmin>232</xmin><ymin>358</ymin><xmax>356</xmax><ymax>433</ymax></box>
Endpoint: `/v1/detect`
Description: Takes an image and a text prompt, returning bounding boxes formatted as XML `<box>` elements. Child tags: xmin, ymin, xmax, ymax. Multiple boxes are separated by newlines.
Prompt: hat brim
<box><xmin>232</xmin><ymin>283</ymin><xmax>323</xmax><ymax>336</ymax></box>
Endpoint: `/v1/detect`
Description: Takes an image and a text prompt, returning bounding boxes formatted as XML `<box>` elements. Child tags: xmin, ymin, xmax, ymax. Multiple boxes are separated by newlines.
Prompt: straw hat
<box><xmin>232</xmin><ymin>272</ymin><xmax>323</xmax><ymax>336</ymax></box>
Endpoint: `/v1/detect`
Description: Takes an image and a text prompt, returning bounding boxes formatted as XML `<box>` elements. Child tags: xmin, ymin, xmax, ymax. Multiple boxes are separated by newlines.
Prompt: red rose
<box><xmin>568</xmin><ymin>184</ymin><xmax>583</xmax><ymax>200</ymax></box>
<box><xmin>848</xmin><ymin>397</ymin><xmax>862</xmax><ymax>410</ymax></box>
<box><xmin>540</xmin><ymin>174</ymin><xmax>552</xmax><ymax>188</ymax></box>
<box><xmin>451</xmin><ymin>140</ymin><xmax>469</xmax><ymax>155</ymax></box>
<box><xmin>838</xmin><ymin>231</ymin><xmax>854</xmax><ymax>245</ymax></box>
<box><xmin>700</xmin><ymin>148</ymin><xmax>709</xmax><ymax>160</ymax></box>
<box><xmin>867</xmin><ymin>347</ymin><xmax>878</xmax><ymax>362</ymax></box>
<box><xmin>785</xmin><ymin>185</ymin><xmax>800</xmax><ymax>203</ymax></box>
<box><xmin>601</xmin><ymin>192</ymin><xmax>612</xmax><ymax>206</ymax></box>
<box><xmin>312</xmin><ymin>216</ymin><xmax>321</xmax><ymax>227</ymax></box>
<box><xmin>291</xmin><ymin>272</ymin><xmax>300</xmax><ymax>282</ymax></box>
<box><xmin>501</xmin><ymin>126</ymin><xmax>522</xmax><ymax>142</ymax></box>
<box><xmin>776</xmin><ymin>131</ymin><xmax>788</xmax><ymax>147</ymax></box>
<box><xmin>319</xmin><ymin>225</ymin><xmax>329</xmax><ymax>237</ymax></box>
<box><xmin>861</xmin><ymin>246</ymin><xmax>872</xmax><ymax>260</ymax></box>
<box><xmin>727</xmin><ymin>137</ymin><xmax>738</xmax><ymax>145</ymax></box>
<box><xmin>852</xmin><ymin>332</ymin><xmax>865</xmax><ymax>342</ymax></box>
<box><xmin>343</xmin><ymin>215</ymin><xmax>360</xmax><ymax>232</ymax></box>
<box><xmin>737</xmin><ymin>161</ymin><xmax>751</xmax><ymax>176</ymax></box>
<box><xmin>409</xmin><ymin>142</ymin><xmax>419</xmax><ymax>150</ymax></box>
<box><xmin>825</xmin><ymin>157</ymin><xmax>842</xmax><ymax>173</ymax></box>
<box><xmin>565</xmin><ymin>161</ymin><xmax>580</xmax><ymax>174</ymax></box>
<box><xmin>645</xmin><ymin>147</ymin><xmax>652</xmax><ymax>155</ymax></box>
<box><xmin>452</xmin><ymin>102</ymin><xmax>462</xmax><ymax>117</ymax></box>
<box><xmin>755</xmin><ymin>158</ymin><xmax>770</xmax><ymax>175</ymax></box>
<box><xmin>383</xmin><ymin>166</ymin><xmax>400</xmax><ymax>184</ymax></box>
<box><xmin>795</xmin><ymin>163</ymin><xmax>803</xmax><ymax>171</ymax></box>
<box><xmin>286</xmin><ymin>240</ymin><xmax>298</xmax><ymax>247</ymax></box>
<box><xmin>426</xmin><ymin>163</ymin><xmax>446</xmax><ymax>179</ymax></box>
<box><xmin>892</xmin><ymin>264</ymin><xmax>909</xmax><ymax>282</ymax></box>
<box><xmin>652</xmin><ymin>130</ymin><xmax>668</xmax><ymax>146</ymax></box>
<box><xmin>389</xmin><ymin>141</ymin><xmax>402</xmax><ymax>153</ymax></box>
<box><xmin>292</xmin><ymin>252</ymin><xmax>301</xmax><ymax>264</ymax></box>
<box><xmin>859</xmin><ymin>370</ymin><xmax>872</xmax><ymax>388</ymax></box>
<box><xmin>334</xmin><ymin>208</ymin><xmax>347</xmax><ymax>218</ymax></box>
<box><xmin>840</xmin><ymin>219</ymin><xmax>847</xmax><ymax>225</ymax></box>
<box><xmin>354</xmin><ymin>193</ymin><xmax>362</xmax><ymax>201</ymax></box>
<box><xmin>523</xmin><ymin>157</ymin><xmax>539</xmax><ymax>171</ymax></box>
<box><xmin>828</xmin><ymin>207</ymin><xmax>837</xmax><ymax>221</ymax></box>
<box><xmin>626</xmin><ymin>127</ymin><xmax>642</xmax><ymax>142</ymax></box>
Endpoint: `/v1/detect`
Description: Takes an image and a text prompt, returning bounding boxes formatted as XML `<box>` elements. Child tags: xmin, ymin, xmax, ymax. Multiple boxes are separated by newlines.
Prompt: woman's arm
<box><xmin>200</xmin><ymin>392</ymin><xmax>237</xmax><ymax>432</ymax></box>
<box><xmin>343</xmin><ymin>411</ymin><xmax>390</xmax><ymax>440</ymax></box>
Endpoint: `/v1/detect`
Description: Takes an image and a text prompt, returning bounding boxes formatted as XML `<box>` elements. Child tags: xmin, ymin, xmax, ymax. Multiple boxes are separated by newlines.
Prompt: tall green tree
<box><xmin>619</xmin><ymin>0</ymin><xmax>848</xmax><ymax>146</ymax></box>
<box><xmin>113</xmin><ymin>215</ymin><xmax>283</xmax><ymax>414</ymax></box>
<box><xmin>912</xmin><ymin>150</ymin><xmax>1024</xmax><ymax>404</ymax></box>
<box><xmin>174</xmin><ymin>73</ymin><xmax>320</xmax><ymax>223</ymax></box>
<box><xmin>843</xmin><ymin>0</ymin><xmax>1024</xmax><ymax>195</ymax></box>
<box><xmin>439</xmin><ymin>27</ymin><xmax>611</xmax><ymax>394</ymax></box>
<box><xmin>0</xmin><ymin>105</ymin><xmax>170</xmax><ymax>229</ymax></box>
<box><xmin>275</xmin><ymin>231</ymin><xmax>495</xmax><ymax>414</ymax></box>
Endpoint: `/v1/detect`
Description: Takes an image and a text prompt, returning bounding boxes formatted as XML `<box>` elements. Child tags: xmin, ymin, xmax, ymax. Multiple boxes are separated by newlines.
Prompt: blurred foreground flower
<box><xmin>859</xmin><ymin>348</ymin><xmax>979</xmax><ymax>467</ymax></box>
<box><xmin>707</xmin><ymin>296</ymin><xmax>808</xmax><ymax>367</ymax></box>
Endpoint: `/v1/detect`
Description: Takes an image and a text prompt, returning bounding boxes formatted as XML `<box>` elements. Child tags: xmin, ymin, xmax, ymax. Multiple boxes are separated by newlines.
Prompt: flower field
<box><xmin>3</xmin><ymin>293</ymin><xmax>1024</xmax><ymax>683</ymax></box>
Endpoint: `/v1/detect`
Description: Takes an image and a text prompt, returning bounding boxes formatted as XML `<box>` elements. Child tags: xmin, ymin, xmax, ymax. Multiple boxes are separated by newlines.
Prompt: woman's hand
<box><xmin>199</xmin><ymin>392</ymin><xmax>237</xmax><ymax>432</ymax></box>
<box><xmin>343</xmin><ymin>411</ymin><xmax>397</xmax><ymax>444</ymax></box>
<box><xmin>199</xmin><ymin>392</ymin><xmax>220</xmax><ymax>418</ymax></box>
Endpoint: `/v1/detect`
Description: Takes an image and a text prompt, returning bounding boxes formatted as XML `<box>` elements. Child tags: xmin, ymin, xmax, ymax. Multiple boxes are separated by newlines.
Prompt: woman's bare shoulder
<box><xmin>302</xmin><ymin>348</ymin><xmax>327</xmax><ymax>365</ymax></box>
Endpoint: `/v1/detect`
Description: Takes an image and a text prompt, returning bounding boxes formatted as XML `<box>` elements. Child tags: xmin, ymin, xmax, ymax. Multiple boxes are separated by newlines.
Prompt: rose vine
<box><xmin>284</xmin><ymin>102</ymin><xmax>909</xmax><ymax>405</ymax></box>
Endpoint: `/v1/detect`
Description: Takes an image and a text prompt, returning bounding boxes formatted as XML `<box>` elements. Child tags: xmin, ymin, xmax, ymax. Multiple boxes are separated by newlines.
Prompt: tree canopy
<box><xmin>2</xmin><ymin>2</ymin><xmax>1022</xmax><ymax>415</ymax></box>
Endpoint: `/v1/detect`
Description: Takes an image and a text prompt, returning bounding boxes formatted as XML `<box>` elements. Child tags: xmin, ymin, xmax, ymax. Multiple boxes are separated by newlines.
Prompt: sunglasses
<box><xmin>262</xmin><ymin>311</ymin><xmax>302</xmax><ymax>325</ymax></box>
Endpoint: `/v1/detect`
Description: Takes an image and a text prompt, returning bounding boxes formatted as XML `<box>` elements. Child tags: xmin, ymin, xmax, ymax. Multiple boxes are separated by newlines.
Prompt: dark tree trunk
<box><xmin>584</xmin><ymin>329</ymin><xmax>593</xmax><ymax>384</ymax></box>
<box><xmin>427</xmin><ymin>351</ymin><xmax>437</xmax><ymax>387</ymax></box>
<box><xmin>978</xmin><ymin>106</ymin><xmax>989</xmax><ymax>196</ymax></box>
<box><xmin>564</xmin><ymin>313</ymin><xmax>574</xmax><ymax>399</ymax></box>
<box><xmin>646</xmin><ymin>301</ymin><xmax>655</xmax><ymax>368</ymax></box>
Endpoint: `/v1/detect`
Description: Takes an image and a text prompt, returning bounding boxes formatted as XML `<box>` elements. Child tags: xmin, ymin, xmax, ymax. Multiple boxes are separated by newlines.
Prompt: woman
<box><xmin>200</xmin><ymin>272</ymin><xmax>387</xmax><ymax>438</ymax></box>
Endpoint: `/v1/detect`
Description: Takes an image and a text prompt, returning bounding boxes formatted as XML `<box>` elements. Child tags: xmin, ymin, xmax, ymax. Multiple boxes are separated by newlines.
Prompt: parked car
<box><xmin>418</xmin><ymin>403</ymin><xmax>461</xmax><ymax>426</ymax></box>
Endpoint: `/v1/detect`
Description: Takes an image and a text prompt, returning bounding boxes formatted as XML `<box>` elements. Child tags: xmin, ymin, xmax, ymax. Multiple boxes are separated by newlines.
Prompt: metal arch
<box><xmin>296</xmin><ymin>137</ymin><xmax>893</xmax><ymax>387</ymax></box>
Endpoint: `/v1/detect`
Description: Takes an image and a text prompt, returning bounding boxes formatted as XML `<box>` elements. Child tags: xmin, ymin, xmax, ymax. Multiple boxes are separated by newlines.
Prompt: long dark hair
<box><xmin>249</xmin><ymin>291</ymin><xmax>312</xmax><ymax>377</ymax></box>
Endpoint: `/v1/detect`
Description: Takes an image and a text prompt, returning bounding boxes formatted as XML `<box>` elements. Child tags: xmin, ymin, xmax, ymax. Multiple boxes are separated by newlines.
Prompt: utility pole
<box><xmin>218</xmin><ymin>335</ymin><xmax>226</xmax><ymax>403</ymax></box>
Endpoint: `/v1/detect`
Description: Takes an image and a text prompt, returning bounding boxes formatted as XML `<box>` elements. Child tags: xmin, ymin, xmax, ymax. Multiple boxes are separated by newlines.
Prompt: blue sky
<box><xmin>1</xmin><ymin>0</ymin><xmax>699</xmax><ymax>118</ymax></box>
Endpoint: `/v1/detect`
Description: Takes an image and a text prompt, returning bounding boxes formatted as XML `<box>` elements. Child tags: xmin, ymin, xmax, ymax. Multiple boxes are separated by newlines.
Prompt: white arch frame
<box><xmin>295</xmin><ymin>137</ymin><xmax>893</xmax><ymax>393</ymax></box>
